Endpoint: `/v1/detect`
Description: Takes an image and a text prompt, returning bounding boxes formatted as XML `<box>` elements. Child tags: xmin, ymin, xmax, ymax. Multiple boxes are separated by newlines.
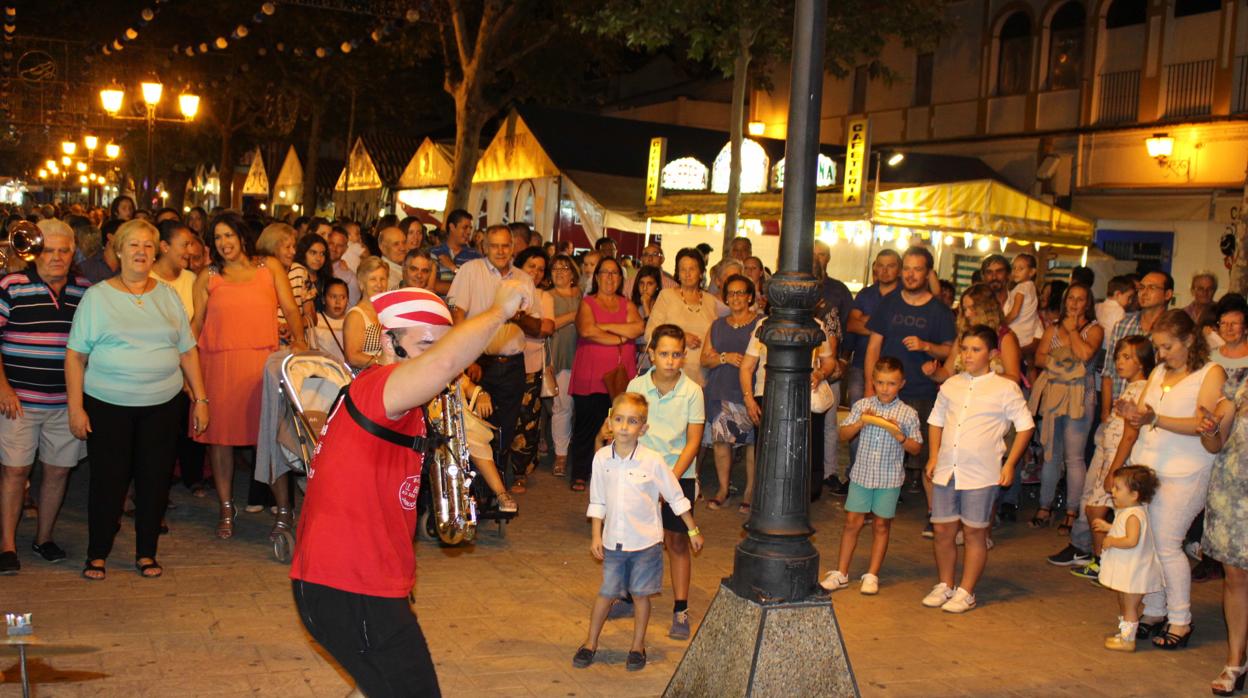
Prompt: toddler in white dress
<box><xmin>1093</xmin><ymin>465</ymin><xmax>1163</xmax><ymax>652</ymax></box>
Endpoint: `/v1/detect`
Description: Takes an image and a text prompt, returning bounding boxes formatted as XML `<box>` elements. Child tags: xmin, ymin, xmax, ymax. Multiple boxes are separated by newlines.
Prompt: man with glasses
<box><xmin>624</xmin><ymin>242</ymin><xmax>677</xmax><ymax>297</ymax></box>
<box><xmin>448</xmin><ymin>225</ymin><xmax>542</xmax><ymax>487</ymax></box>
<box><xmin>1101</xmin><ymin>270</ymin><xmax>1174</xmax><ymax>408</ymax></box>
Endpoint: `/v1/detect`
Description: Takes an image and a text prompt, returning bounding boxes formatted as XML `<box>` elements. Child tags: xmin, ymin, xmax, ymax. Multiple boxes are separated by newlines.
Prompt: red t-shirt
<box><xmin>290</xmin><ymin>363</ymin><xmax>427</xmax><ymax>598</ymax></box>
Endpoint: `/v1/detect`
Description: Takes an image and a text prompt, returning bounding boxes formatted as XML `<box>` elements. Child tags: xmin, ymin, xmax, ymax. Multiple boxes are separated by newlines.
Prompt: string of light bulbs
<box><xmin>169</xmin><ymin>2</ymin><xmax>278</xmax><ymax>58</ymax></box>
<box><xmin>96</xmin><ymin>0</ymin><xmax>172</xmax><ymax>57</ymax></box>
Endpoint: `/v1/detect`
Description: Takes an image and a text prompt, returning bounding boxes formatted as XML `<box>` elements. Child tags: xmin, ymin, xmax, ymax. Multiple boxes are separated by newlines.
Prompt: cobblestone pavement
<box><xmin>0</xmin><ymin>462</ymin><xmax>1228</xmax><ymax>697</ymax></box>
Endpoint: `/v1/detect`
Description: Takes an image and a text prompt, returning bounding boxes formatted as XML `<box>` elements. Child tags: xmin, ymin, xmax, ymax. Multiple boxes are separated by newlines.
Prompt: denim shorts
<box><xmin>845</xmin><ymin>482</ymin><xmax>901</xmax><ymax>518</ymax></box>
<box><xmin>930</xmin><ymin>478</ymin><xmax>998</xmax><ymax>529</ymax></box>
<box><xmin>600</xmin><ymin>543</ymin><xmax>664</xmax><ymax>598</ymax></box>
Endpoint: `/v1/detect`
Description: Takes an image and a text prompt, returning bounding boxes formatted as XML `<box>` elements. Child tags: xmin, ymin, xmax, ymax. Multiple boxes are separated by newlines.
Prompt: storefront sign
<box><xmin>843</xmin><ymin>118</ymin><xmax>870</xmax><ymax>204</ymax></box>
<box><xmin>646</xmin><ymin>137</ymin><xmax>667</xmax><ymax>205</ymax></box>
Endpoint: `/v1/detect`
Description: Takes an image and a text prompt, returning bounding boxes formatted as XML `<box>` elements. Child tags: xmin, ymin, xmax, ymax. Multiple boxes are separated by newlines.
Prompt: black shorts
<box><xmin>661</xmin><ymin>478</ymin><xmax>698</xmax><ymax>533</ymax></box>
<box><xmin>292</xmin><ymin>579</ymin><xmax>440</xmax><ymax>698</ymax></box>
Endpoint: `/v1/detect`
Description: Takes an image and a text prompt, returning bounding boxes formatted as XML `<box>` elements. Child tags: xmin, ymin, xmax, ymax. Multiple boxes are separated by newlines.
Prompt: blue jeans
<box><xmin>1039</xmin><ymin>410</ymin><xmax>1093</xmax><ymax>515</ymax></box>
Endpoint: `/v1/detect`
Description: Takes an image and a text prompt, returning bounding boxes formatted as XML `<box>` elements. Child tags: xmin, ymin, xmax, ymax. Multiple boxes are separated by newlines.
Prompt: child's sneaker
<box><xmin>941</xmin><ymin>587</ymin><xmax>977</xmax><ymax>613</ymax></box>
<box><xmin>921</xmin><ymin>582</ymin><xmax>954</xmax><ymax>607</ymax></box>
<box><xmin>626</xmin><ymin>649</ymin><xmax>647</xmax><ymax>671</ymax></box>
<box><xmin>921</xmin><ymin>521</ymin><xmax>934</xmax><ymax>538</ymax></box>
<box><xmin>820</xmin><ymin>570</ymin><xmax>850</xmax><ymax>591</ymax></box>
<box><xmin>1070</xmin><ymin>559</ymin><xmax>1100</xmax><ymax>580</ymax></box>
<box><xmin>572</xmin><ymin>646</ymin><xmax>596</xmax><ymax>668</ymax></box>
<box><xmin>669</xmin><ymin>610</ymin><xmax>690</xmax><ymax>640</ymax></box>
<box><xmin>859</xmin><ymin>573</ymin><xmax>879</xmax><ymax>595</ymax></box>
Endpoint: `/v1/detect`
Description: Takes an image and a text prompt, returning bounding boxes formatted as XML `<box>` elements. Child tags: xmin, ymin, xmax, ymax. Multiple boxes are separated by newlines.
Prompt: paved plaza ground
<box><xmin>0</xmin><ymin>462</ymin><xmax>1230</xmax><ymax>697</ymax></box>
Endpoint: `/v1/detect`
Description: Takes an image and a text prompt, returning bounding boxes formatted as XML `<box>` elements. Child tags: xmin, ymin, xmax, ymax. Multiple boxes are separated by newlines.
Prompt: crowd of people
<box><xmin>2</xmin><ymin>196</ymin><xmax>1246</xmax><ymax>693</ymax></box>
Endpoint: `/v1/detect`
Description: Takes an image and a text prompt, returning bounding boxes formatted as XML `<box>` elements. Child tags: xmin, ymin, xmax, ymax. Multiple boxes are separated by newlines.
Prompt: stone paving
<box><xmin>0</xmin><ymin>462</ymin><xmax>1229</xmax><ymax>697</ymax></box>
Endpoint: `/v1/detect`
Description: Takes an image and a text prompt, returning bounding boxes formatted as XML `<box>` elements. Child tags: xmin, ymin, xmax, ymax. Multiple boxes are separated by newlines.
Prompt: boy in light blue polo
<box><xmin>821</xmin><ymin>356</ymin><xmax>921</xmax><ymax>595</ymax></box>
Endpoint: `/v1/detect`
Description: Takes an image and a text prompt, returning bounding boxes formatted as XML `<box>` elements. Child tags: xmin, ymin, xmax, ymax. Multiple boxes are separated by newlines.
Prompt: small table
<box><xmin>2</xmin><ymin>636</ymin><xmax>98</xmax><ymax>698</ymax></box>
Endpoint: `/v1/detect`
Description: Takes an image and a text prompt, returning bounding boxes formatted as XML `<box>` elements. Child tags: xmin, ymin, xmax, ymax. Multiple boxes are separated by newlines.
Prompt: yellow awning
<box><xmin>872</xmin><ymin>179</ymin><xmax>1094</xmax><ymax>247</ymax></box>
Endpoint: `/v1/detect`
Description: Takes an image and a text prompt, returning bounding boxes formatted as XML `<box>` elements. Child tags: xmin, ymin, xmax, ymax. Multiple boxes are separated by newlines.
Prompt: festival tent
<box><xmin>234</xmin><ymin>147</ymin><xmax>269</xmax><ymax>211</ymax></box>
<box><xmin>272</xmin><ymin>145</ymin><xmax>304</xmax><ymax>217</ymax></box>
<box><xmin>394</xmin><ymin>137</ymin><xmax>453</xmax><ymax>223</ymax></box>
<box><xmin>332</xmin><ymin>134</ymin><xmax>423</xmax><ymax>223</ymax></box>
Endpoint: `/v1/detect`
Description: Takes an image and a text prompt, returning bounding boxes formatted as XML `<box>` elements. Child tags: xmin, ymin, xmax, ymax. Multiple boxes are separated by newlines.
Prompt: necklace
<box><xmin>118</xmin><ymin>277</ymin><xmax>149</xmax><ymax>307</ymax></box>
<box><xmin>727</xmin><ymin>313</ymin><xmax>756</xmax><ymax>329</ymax></box>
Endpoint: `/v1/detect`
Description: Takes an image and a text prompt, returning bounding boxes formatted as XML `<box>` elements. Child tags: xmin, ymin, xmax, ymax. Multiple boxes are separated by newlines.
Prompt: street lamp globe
<box><xmin>62</xmin><ymin>141</ymin><xmax>77</xmax><ymax>156</ymax></box>
<box><xmin>100</xmin><ymin>86</ymin><xmax>124</xmax><ymax>115</ymax></box>
<box><xmin>84</xmin><ymin>135</ymin><xmax>99</xmax><ymax>152</ymax></box>
<box><xmin>141</xmin><ymin>80</ymin><xmax>163</xmax><ymax>107</ymax></box>
<box><xmin>45</xmin><ymin>159</ymin><xmax>56</xmax><ymax>171</ymax></box>
<box><xmin>105</xmin><ymin>143</ymin><xmax>121</xmax><ymax>159</ymax></box>
<box><xmin>75</xmin><ymin>161</ymin><xmax>87</xmax><ymax>173</ymax></box>
<box><xmin>178</xmin><ymin>93</ymin><xmax>200</xmax><ymax>120</ymax></box>
<box><xmin>37</xmin><ymin>169</ymin><xmax>47</xmax><ymax>179</ymax></box>
<box><xmin>61</xmin><ymin>156</ymin><xmax>71</xmax><ymax>167</ymax></box>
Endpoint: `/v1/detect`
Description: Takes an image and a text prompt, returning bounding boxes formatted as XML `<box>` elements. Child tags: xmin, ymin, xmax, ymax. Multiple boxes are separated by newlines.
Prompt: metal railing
<box><xmin>1096</xmin><ymin>69</ymin><xmax>1140</xmax><ymax>124</ymax></box>
<box><xmin>1164</xmin><ymin>59</ymin><xmax>1215</xmax><ymax>118</ymax></box>
<box><xmin>1234</xmin><ymin>55</ymin><xmax>1248</xmax><ymax>113</ymax></box>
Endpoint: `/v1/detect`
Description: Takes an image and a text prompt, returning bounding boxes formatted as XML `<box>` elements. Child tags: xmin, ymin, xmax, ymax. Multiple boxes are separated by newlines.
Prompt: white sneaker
<box><xmin>921</xmin><ymin>582</ymin><xmax>954</xmax><ymax>607</ymax></box>
<box><xmin>860</xmin><ymin>573</ymin><xmax>879</xmax><ymax>595</ymax></box>
<box><xmin>986</xmin><ymin>537</ymin><xmax>995</xmax><ymax>551</ymax></box>
<box><xmin>820</xmin><ymin>570</ymin><xmax>850</xmax><ymax>591</ymax></box>
<box><xmin>941</xmin><ymin>587</ymin><xmax>977</xmax><ymax>613</ymax></box>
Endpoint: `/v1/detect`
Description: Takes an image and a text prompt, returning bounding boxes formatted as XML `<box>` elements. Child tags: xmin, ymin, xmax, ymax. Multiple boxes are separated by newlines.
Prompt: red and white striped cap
<box><xmin>371</xmin><ymin>287</ymin><xmax>453</xmax><ymax>330</ymax></box>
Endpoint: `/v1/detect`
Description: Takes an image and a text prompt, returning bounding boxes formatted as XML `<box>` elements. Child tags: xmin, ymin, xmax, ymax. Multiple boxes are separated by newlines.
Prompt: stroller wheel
<box><xmin>272</xmin><ymin>529</ymin><xmax>294</xmax><ymax>563</ymax></box>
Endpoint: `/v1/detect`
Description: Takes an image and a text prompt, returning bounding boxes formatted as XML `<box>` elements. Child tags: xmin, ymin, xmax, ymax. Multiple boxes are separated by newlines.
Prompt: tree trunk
<box><xmin>723</xmin><ymin>36</ymin><xmax>752</xmax><ymax>253</ymax></box>
<box><xmin>1233</xmin><ymin>217</ymin><xmax>1248</xmax><ymax>296</ymax></box>
<box><xmin>445</xmin><ymin>81</ymin><xmax>488</xmax><ymax>221</ymax></box>
<box><xmin>217</xmin><ymin>97</ymin><xmax>236</xmax><ymax>209</ymax></box>
<box><xmin>302</xmin><ymin>101</ymin><xmax>323</xmax><ymax>216</ymax></box>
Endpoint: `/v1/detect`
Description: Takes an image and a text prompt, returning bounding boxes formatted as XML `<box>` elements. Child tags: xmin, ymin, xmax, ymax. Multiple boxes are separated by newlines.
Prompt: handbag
<box><xmin>602</xmin><ymin>345</ymin><xmax>630</xmax><ymax>399</ymax></box>
<box><xmin>541</xmin><ymin>365</ymin><xmax>559</xmax><ymax>398</ymax></box>
<box><xmin>811</xmin><ymin>380</ymin><xmax>836</xmax><ymax>414</ymax></box>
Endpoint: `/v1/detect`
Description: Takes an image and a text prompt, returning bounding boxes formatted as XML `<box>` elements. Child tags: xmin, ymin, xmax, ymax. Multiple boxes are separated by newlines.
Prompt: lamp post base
<box><xmin>663</xmin><ymin>581</ymin><xmax>859</xmax><ymax>698</ymax></box>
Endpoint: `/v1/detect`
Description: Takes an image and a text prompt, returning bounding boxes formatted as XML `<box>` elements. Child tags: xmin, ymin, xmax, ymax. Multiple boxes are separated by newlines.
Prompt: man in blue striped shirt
<box><xmin>0</xmin><ymin>219</ymin><xmax>89</xmax><ymax>574</ymax></box>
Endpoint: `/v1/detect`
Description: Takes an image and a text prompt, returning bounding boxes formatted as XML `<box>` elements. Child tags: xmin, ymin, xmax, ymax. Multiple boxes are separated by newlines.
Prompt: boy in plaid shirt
<box><xmin>820</xmin><ymin>357</ymin><xmax>922</xmax><ymax>595</ymax></box>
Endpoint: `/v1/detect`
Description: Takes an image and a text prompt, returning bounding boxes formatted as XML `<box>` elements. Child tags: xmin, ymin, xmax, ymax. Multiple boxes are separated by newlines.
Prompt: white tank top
<box><xmin>1130</xmin><ymin>362</ymin><xmax>1216</xmax><ymax>478</ymax></box>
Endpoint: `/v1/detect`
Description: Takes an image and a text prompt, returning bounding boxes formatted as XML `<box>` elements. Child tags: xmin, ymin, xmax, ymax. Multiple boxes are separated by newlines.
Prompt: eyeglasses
<box><xmin>727</xmin><ymin>290</ymin><xmax>752</xmax><ymax>297</ymax></box>
<box><xmin>1219</xmin><ymin>320</ymin><xmax>1244</xmax><ymax>329</ymax></box>
<box><xmin>551</xmin><ymin>266</ymin><xmax>572</xmax><ymax>272</ymax></box>
<box><xmin>596</xmin><ymin>270</ymin><xmax>621</xmax><ymax>277</ymax></box>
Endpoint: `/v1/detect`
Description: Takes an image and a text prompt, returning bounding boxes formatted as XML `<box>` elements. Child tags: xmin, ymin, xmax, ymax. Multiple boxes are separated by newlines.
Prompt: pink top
<box><xmin>570</xmin><ymin>295</ymin><xmax>637</xmax><ymax>396</ymax></box>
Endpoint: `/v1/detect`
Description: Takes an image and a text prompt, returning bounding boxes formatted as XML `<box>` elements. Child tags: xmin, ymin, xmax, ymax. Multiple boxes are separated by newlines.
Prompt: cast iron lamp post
<box><xmin>99</xmin><ymin>80</ymin><xmax>198</xmax><ymax>208</ymax></box>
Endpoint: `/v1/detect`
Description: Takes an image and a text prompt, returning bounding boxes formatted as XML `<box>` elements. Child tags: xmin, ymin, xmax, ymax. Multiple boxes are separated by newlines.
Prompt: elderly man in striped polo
<box><xmin>0</xmin><ymin>219</ymin><xmax>90</xmax><ymax>574</ymax></box>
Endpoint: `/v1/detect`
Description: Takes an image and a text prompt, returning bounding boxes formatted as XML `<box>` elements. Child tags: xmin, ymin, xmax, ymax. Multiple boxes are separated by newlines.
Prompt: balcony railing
<box><xmin>1096</xmin><ymin>69</ymin><xmax>1140</xmax><ymax>124</ymax></box>
<box><xmin>1164</xmin><ymin>59</ymin><xmax>1215</xmax><ymax>118</ymax></box>
<box><xmin>1234</xmin><ymin>55</ymin><xmax>1248</xmax><ymax>113</ymax></box>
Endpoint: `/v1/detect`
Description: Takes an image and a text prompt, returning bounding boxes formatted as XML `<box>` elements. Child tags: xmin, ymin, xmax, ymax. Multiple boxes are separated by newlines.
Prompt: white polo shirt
<box><xmin>586</xmin><ymin>443</ymin><xmax>692</xmax><ymax>551</ymax></box>
<box><xmin>927</xmin><ymin>370</ymin><xmax>1034</xmax><ymax>490</ymax></box>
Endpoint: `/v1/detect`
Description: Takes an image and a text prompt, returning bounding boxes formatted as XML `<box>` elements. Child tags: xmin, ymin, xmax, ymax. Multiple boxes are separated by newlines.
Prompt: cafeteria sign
<box><xmin>646</xmin><ymin>137</ymin><xmax>667</xmax><ymax>206</ymax></box>
<box><xmin>843</xmin><ymin>118</ymin><xmax>870</xmax><ymax>204</ymax></box>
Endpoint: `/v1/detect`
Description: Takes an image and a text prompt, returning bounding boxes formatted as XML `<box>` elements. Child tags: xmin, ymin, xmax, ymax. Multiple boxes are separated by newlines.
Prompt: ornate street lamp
<box><xmin>98</xmin><ymin>79</ymin><xmax>199</xmax><ymax>207</ymax></box>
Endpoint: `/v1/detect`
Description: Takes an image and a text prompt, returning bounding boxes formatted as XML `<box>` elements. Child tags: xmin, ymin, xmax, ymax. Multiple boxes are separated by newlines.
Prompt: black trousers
<box><xmin>570</xmin><ymin>393</ymin><xmax>612</xmax><ymax>484</ymax></box>
<box><xmin>172</xmin><ymin>392</ymin><xmax>206</xmax><ymax>488</ymax></box>
<box><xmin>477</xmin><ymin>355</ymin><xmax>525</xmax><ymax>482</ymax></box>
<box><xmin>292</xmin><ymin>579</ymin><xmax>440</xmax><ymax>698</ymax></box>
<box><xmin>84</xmin><ymin>394</ymin><xmax>179</xmax><ymax>561</ymax></box>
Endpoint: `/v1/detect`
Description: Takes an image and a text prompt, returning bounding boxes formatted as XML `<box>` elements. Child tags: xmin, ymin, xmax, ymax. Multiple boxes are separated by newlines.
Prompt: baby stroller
<box><xmin>269</xmin><ymin>351</ymin><xmax>354</xmax><ymax>561</ymax></box>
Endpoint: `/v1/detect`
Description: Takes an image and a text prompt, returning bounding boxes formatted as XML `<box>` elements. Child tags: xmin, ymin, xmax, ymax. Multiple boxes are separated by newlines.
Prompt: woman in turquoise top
<box><xmin>66</xmin><ymin>220</ymin><xmax>209</xmax><ymax>581</ymax></box>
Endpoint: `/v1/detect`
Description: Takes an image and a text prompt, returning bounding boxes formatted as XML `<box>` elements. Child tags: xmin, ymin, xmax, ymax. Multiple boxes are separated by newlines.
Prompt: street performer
<box><xmin>290</xmin><ymin>281</ymin><xmax>529</xmax><ymax>697</ymax></box>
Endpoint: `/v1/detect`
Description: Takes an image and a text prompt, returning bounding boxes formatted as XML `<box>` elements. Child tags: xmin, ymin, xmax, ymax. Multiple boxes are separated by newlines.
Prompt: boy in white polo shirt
<box><xmin>923</xmin><ymin>325</ymin><xmax>1034</xmax><ymax>613</ymax></box>
<box><xmin>574</xmin><ymin>392</ymin><xmax>704</xmax><ymax>672</ymax></box>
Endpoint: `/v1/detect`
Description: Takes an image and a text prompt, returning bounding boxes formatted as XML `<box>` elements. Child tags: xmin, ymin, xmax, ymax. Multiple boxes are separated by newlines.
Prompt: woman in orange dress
<box><xmin>191</xmin><ymin>213</ymin><xmax>305</xmax><ymax>539</ymax></box>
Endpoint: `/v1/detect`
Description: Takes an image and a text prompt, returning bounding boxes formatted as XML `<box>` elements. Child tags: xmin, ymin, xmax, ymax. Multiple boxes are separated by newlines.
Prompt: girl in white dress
<box><xmin>1093</xmin><ymin>465</ymin><xmax>1163</xmax><ymax>652</ymax></box>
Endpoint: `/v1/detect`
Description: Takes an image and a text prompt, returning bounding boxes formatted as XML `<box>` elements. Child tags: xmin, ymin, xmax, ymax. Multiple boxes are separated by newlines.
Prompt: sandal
<box><xmin>217</xmin><ymin>501</ymin><xmax>237</xmax><ymax>540</ymax></box>
<box><xmin>1212</xmin><ymin>658</ymin><xmax>1248</xmax><ymax>696</ymax></box>
<box><xmin>1136</xmin><ymin>619</ymin><xmax>1165</xmax><ymax>640</ymax></box>
<box><xmin>1057</xmin><ymin>512</ymin><xmax>1076</xmax><ymax>535</ymax></box>
<box><xmin>135</xmin><ymin>557</ymin><xmax>163</xmax><ymax>578</ymax></box>
<box><xmin>82</xmin><ymin>559</ymin><xmax>106</xmax><ymax>581</ymax></box>
<box><xmin>552</xmin><ymin>456</ymin><xmax>567</xmax><ymax>478</ymax></box>
<box><xmin>738</xmin><ymin>502</ymin><xmax>751</xmax><ymax>515</ymax></box>
<box><xmin>497</xmin><ymin>492</ymin><xmax>518</xmax><ymax>513</ymax></box>
<box><xmin>511</xmin><ymin>478</ymin><xmax>527</xmax><ymax>494</ymax></box>
<box><xmin>706</xmin><ymin>497</ymin><xmax>727</xmax><ymax>510</ymax></box>
<box><xmin>571</xmin><ymin>479</ymin><xmax>586</xmax><ymax>492</ymax></box>
<box><xmin>270</xmin><ymin>507</ymin><xmax>294</xmax><ymax>541</ymax></box>
<box><xmin>1029</xmin><ymin>508</ymin><xmax>1052</xmax><ymax>528</ymax></box>
<box><xmin>1153</xmin><ymin>624</ymin><xmax>1194</xmax><ymax>650</ymax></box>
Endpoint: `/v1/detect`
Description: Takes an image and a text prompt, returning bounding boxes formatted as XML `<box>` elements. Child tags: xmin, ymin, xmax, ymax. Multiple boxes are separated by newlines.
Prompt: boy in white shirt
<box><xmin>574</xmin><ymin>392</ymin><xmax>704</xmax><ymax>673</ymax></box>
<box><xmin>922</xmin><ymin>325</ymin><xmax>1035</xmax><ymax>613</ymax></box>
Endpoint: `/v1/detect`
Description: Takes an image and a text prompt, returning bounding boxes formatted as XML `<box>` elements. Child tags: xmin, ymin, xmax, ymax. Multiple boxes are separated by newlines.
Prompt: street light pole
<box><xmin>146</xmin><ymin>104</ymin><xmax>156</xmax><ymax>208</ymax></box>
<box><xmin>665</xmin><ymin>1</ymin><xmax>859</xmax><ymax>694</ymax></box>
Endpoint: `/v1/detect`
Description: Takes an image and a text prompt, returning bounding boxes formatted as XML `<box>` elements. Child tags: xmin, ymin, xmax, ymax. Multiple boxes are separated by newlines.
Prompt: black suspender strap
<box><xmin>335</xmin><ymin>384</ymin><xmax>435</xmax><ymax>454</ymax></box>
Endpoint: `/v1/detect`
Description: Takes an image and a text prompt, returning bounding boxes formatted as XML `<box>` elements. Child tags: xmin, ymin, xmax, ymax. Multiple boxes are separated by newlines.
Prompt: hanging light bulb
<box><xmin>943</xmin><ymin>234</ymin><xmax>954</xmax><ymax>246</ymax></box>
<box><xmin>976</xmin><ymin>236</ymin><xmax>990</xmax><ymax>252</ymax></box>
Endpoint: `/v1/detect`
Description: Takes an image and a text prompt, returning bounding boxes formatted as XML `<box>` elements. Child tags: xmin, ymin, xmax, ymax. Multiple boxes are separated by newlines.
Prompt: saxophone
<box><xmin>425</xmin><ymin>383</ymin><xmax>478</xmax><ymax>545</ymax></box>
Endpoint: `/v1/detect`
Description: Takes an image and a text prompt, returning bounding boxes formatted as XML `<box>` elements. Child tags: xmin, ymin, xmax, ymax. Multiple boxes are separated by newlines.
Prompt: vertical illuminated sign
<box><xmin>843</xmin><ymin>118</ymin><xmax>870</xmax><ymax>205</ymax></box>
<box><xmin>645</xmin><ymin>137</ymin><xmax>667</xmax><ymax>206</ymax></box>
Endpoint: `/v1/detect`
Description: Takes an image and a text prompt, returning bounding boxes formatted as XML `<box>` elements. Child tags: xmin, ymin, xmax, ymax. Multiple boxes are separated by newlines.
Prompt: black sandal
<box><xmin>135</xmin><ymin>558</ymin><xmax>163</xmax><ymax>578</ymax></box>
<box><xmin>82</xmin><ymin>559</ymin><xmax>106</xmax><ymax>581</ymax></box>
<box><xmin>1029</xmin><ymin>508</ymin><xmax>1052</xmax><ymax>528</ymax></box>
<box><xmin>1153</xmin><ymin>624</ymin><xmax>1194</xmax><ymax>650</ymax></box>
<box><xmin>1136</xmin><ymin>619</ymin><xmax>1165</xmax><ymax>639</ymax></box>
<box><xmin>1057</xmin><ymin>512</ymin><xmax>1076</xmax><ymax>535</ymax></box>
